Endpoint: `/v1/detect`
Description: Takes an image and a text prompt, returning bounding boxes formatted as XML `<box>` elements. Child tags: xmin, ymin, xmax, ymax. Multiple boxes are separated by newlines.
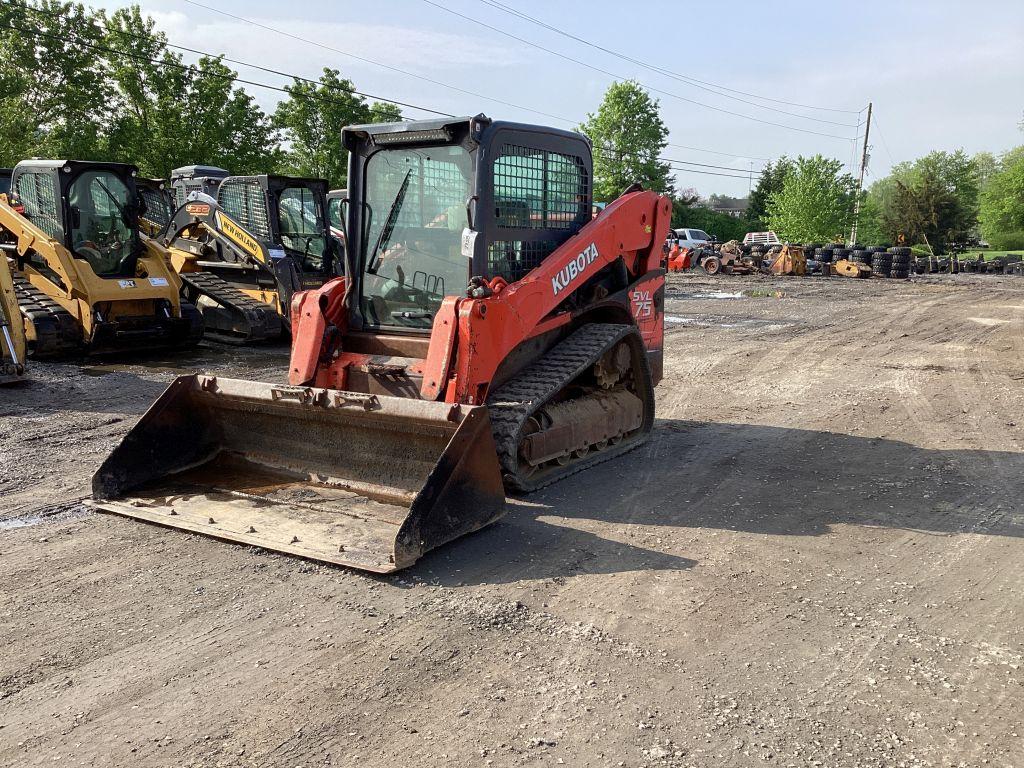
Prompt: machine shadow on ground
<box><xmin>413</xmin><ymin>418</ymin><xmax>1023</xmax><ymax>586</ymax></box>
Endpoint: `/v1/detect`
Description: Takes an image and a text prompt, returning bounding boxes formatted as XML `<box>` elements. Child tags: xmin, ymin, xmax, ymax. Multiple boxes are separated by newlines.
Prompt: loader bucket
<box><xmin>89</xmin><ymin>376</ymin><xmax>506</xmax><ymax>573</ymax></box>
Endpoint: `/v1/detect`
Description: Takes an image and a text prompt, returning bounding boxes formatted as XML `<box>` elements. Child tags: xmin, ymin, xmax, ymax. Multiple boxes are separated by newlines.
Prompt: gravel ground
<box><xmin>1</xmin><ymin>272</ymin><xmax>1022</xmax><ymax>768</ymax></box>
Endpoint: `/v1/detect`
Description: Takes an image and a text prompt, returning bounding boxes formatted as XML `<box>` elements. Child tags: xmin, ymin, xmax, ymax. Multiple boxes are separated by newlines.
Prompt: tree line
<box><xmin>4</xmin><ymin>5</ymin><xmax>1021</xmax><ymax>253</ymax></box>
<box><xmin>581</xmin><ymin>81</ymin><xmax>1024</xmax><ymax>253</ymax></box>
<box><xmin>0</xmin><ymin>0</ymin><xmax>401</xmax><ymax>185</ymax></box>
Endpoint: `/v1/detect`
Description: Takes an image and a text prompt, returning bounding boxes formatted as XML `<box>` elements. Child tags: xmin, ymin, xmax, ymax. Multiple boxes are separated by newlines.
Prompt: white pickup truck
<box><xmin>673</xmin><ymin>228</ymin><xmax>712</xmax><ymax>249</ymax></box>
<box><xmin>742</xmin><ymin>231</ymin><xmax>782</xmax><ymax>247</ymax></box>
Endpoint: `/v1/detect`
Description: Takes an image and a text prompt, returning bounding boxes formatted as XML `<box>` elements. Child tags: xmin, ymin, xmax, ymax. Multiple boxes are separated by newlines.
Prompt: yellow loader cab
<box><xmin>0</xmin><ymin>160</ymin><xmax>203</xmax><ymax>356</ymax></box>
<box><xmin>161</xmin><ymin>169</ymin><xmax>339</xmax><ymax>343</ymax></box>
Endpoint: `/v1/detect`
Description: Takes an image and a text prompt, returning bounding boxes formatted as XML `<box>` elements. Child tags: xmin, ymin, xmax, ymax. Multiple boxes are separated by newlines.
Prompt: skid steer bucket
<box><xmin>89</xmin><ymin>376</ymin><xmax>506</xmax><ymax>572</ymax></box>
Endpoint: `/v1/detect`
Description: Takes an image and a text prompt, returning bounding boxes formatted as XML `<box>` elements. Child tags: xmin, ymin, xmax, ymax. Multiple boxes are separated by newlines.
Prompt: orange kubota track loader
<box><xmin>90</xmin><ymin>115</ymin><xmax>670</xmax><ymax>573</ymax></box>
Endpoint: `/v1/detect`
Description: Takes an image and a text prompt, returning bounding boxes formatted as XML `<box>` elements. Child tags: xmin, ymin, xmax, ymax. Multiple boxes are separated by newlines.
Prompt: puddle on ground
<box><xmin>669</xmin><ymin>289</ymin><xmax>746</xmax><ymax>300</ymax></box>
<box><xmin>0</xmin><ymin>516</ymin><xmax>44</xmax><ymax>530</ymax></box>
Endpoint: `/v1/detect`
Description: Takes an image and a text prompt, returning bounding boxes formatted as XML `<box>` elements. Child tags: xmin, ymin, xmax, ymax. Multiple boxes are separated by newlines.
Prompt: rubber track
<box><xmin>11</xmin><ymin>274</ymin><xmax>80</xmax><ymax>357</ymax></box>
<box><xmin>180</xmin><ymin>272</ymin><xmax>281</xmax><ymax>343</ymax></box>
<box><xmin>486</xmin><ymin>323</ymin><xmax>653</xmax><ymax>494</ymax></box>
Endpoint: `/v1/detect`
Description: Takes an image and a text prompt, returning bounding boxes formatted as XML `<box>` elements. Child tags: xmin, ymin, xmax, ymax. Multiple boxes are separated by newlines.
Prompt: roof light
<box><xmin>373</xmin><ymin>128</ymin><xmax>451</xmax><ymax>146</ymax></box>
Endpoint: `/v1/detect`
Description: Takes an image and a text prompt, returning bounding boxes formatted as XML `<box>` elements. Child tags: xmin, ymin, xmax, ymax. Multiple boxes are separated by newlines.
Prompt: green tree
<box><xmin>670</xmin><ymin>199</ymin><xmax>748</xmax><ymax>241</ymax></box>
<box><xmin>102</xmin><ymin>7</ymin><xmax>280</xmax><ymax>178</ymax></box>
<box><xmin>764</xmin><ymin>155</ymin><xmax>856</xmax><ymax>242</ymax></box>
<box><xmin>274</xmin><ymin>68</ymin><xmax>402</xmax><ymax>187</ymax></box>
<box><xmin>746</xmin><ymin>157</ymin><xmax>792</xmax><ymax>227</ymax></box>
<box><xmin>0</xmin><ymin>0</ymin><xmax>110</xmax><ymax>165</ymax></box>
<box><xmin>979</xmin><ymin>146</ymin><xmax>1024</xmax><ymax>249</ymax></box>
<box><xmin>579</xmin><ymin>81</ymin><xmax>673</xmax><ymax>202</ymax></box>
<box><xmin>882</xmin><ymin>170</ymin><xmax>964</xmax><ymax>253</ymax></box>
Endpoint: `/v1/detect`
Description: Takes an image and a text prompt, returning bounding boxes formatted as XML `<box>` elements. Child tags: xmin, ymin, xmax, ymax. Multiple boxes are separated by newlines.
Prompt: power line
<box><xmin>7</xmin><ymin>4</ymin><xmax>759</xmax><ymax>184</ymax></box>
<box><xmin>3</xmin><ymin>1</ymin><xmax>451</xmax><ymax>118</ymax></box>
<box><xmin>176</xmin><ymin>0</ymin><xmax>797</xmax><ymax>160</ymax></box>
<box><xmin>871</xmin><ymin>113</ymin><xmax>898</xmax><ymax>167</ymax></box>
<box><xmin>476</xmin><ymin>0</ymin><xmax>863</xmax><ymax>118</ymax></box>
<box><xmin>664</xmin><ymin>143</ymin><xmax>771</xmax><ymax>163</ymax></box>
<box><xmin>420</xmin><ymin>0</ymin><xmax>858</xmax><ymax>140</ymax></box>
<box><xmin>180</xmin><ymin>0</ymin><xmax>576</xmax><ymax>127</ymax></box>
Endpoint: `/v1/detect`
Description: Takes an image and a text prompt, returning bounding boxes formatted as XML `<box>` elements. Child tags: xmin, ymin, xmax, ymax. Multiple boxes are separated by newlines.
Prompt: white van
<box><xmin>673</xmin><ymin>228</ymin><xmax>712</xmax><ymax>249</ymax></box>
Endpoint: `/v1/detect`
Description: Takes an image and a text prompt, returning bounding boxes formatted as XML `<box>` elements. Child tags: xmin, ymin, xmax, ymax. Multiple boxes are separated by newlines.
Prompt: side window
<box><xmin>493</xmin><ymin>145</ymin><xmax>587</xmax><ymax>230</ymax></box>
<box><xmin>328</xmin><ymin>198</ymin><xmax>343</xmax><ymax>230</ymax></box>
<box><xmin>217</xmin><ymin>180</ymin><xmax>270</xmax><ymax>240</ymax></box>
<box><xmin>15</xmin><ymin>172</ymin><xmax>62</xmax><ymax>239</ymax></box>
<box><xmin>278</xmin><ymin>186</ymin><xmax>326</xmax><ymax>271</ymax></box>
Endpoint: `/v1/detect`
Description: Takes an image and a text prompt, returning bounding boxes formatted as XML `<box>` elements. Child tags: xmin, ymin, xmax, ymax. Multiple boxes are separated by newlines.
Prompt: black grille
<box><xmin>494</xmin><ymin>144</ymin><xmax>587</xmax><ymax>231</ymax></box>
<box><xmin>140</xmin><ymin>188</ymin><xmax>170</xmax><ymax>228</ymax></box>
<box><xmin>15</xmin><ymin>173</ymin><xmax>61</xmax><ymax>239</ymax></box>
<box><xmin>217</xmin><ymin>180</ymin><xmax>271</xmax><ymax>240</ymax></box>
<box><xmin>488</xmin><ymin>240</ymin><xmax>558</xmax><ymax>283</ymax></box>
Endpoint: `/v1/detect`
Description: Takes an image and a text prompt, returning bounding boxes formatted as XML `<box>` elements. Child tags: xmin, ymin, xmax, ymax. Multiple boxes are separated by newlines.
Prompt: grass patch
<box><xmin>960</xmin><ymin>250</ymin><xmax>1024</xmax><ymax>262</ymax></box>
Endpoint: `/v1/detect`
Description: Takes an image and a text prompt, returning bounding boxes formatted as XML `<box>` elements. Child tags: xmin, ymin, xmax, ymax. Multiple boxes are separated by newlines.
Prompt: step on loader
<box><xmin>159</xmin><ymin>169</ymin><xmax>340</xmax><ymax>343</ymax></box>
<box><xmin>91</xmin><ymin>115</ymin><xmax>670</xmax><ymax>572</ymax></box>
<box><xmin>0</xmin><ymin>160</ymin><xmax>203</xmax><ymax>357</ymax></box>
<box><xmin>0</xmin><ymin>249</ymin><xmax>26</xmax><ymax>384</ymax></box>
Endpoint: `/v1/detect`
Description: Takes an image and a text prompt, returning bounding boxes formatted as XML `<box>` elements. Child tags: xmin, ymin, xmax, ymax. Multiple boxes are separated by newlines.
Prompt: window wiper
<box><xmin>367</xmin><ymin>170</ymin><xmax>411</xmax><ymax>275</ymax></box>
<box><xmin>95</xmin><ymin>180</ymin><xmax>128</xmax><ymax>223</ymax></box>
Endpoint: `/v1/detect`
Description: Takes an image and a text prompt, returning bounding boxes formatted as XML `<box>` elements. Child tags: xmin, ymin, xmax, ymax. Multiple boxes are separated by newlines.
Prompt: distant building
<box><xmin>709</xmin><ymin>197</ymin><xmax>749</xmax><ymax>219</ymax></box>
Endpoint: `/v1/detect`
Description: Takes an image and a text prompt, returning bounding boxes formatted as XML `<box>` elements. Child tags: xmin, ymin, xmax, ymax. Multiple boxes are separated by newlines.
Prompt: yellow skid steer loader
<box><xmin>0</xmin><ymin>160</ymin><xmax>203</xmax><ymax>356</ymax></box>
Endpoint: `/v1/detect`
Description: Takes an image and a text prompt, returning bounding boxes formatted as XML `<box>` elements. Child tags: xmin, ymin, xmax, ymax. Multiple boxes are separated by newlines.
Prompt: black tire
<box><xmin>833</xmin><ymin>248</ymin><xmax>851</xmax><ymax>259</ymax></box>
<box><xmin>868</xmin><ymin>245</ymin><xmax>888</xmax><ymax>253</ymax></box>
<box><xmin>702</xmin><ymin>256</ymin><xmax>722</xmax><ymax>275</ymax></box>
<box><xmin>888</xmin><ymin>246</ymin><xmax>911</xmax><ymax>256</ymax></box>
<box><xmin>892</xmin><ymin>254</ymin><xmax>911</xmax><ymax>266</ymax></box>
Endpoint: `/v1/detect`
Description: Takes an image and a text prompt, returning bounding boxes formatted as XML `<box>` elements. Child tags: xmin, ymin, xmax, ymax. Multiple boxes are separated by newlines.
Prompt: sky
<box><xmin>87</xmin><ymin>0</ymin><xmax>1024</xmax><ymax>198</ymax></box>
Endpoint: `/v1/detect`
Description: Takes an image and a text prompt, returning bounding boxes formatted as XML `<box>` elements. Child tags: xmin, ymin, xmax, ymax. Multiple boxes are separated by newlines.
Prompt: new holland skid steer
<box><xmin>159</xmin><ymin>168</ymin><xmax>339</xmax><ymax>343</ymax></box>
<box><xmin>0</xmin><ymin>160</ymin><xmax>203</xmax><ymax>357</ymax></box>
<box><xmin>92</xmin><ymin>115</ymin><xmax>669</xmax><ymax>573</ymax></box>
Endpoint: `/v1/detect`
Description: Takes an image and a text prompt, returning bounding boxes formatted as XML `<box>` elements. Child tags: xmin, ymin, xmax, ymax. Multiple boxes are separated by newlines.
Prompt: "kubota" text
<box><xmin>552</xmin><ymin>243</ymin><xmax>599</xmax><ymax>296</ymax></box>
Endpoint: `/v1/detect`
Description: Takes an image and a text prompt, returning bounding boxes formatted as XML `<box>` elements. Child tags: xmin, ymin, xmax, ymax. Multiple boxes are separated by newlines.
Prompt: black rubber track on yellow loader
<box><xmin>180</xmin><ymin>272</ymin><xmax>282</xmax><ymax>344</ymax></box>
<box><xmin>12</xmin><ymin>274</ymin><xmax>81</xmax><ymax>357</ymax></box>
<box><xmin>486</xmin><ymin>323</ymin><xmax>655</xmax><ymax>494</ymax></box>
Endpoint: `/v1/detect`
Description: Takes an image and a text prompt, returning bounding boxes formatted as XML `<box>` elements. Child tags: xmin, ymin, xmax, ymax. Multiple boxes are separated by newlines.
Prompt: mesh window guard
<box><xmin>217</xmin><ymin>180</ymin><xmax>271</xmax><ymax>240</ymax></box>
<box><xmin>15</xmin><ymin>173</ymin><xmax>61</xmax><ymax>239</ymax></box>
<box><xmin>494</xmin><ymin>145</ymin><xmax>587</xmax><ymax>231</ymax></box>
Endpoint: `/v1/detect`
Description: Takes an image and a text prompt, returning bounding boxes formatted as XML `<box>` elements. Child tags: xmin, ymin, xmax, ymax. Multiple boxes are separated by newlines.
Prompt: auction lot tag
<box><xmin>148</xmin><ymin>277</ymin><xmax>169</xmax><ymax>287</ymax></box>
<box><xmin>461</xmin><ymin>228</ymin><xmax>477</xmax><ymax>259</ymax></box>
<box><xmin>268</xmin><ymin>248</ymin><xmax>286</xmax><ymax>260</ymax></box>
<box><xmin>118</xmin><ymin>279</ymin><xmax>137</xmax><ymax>289</ymax></box>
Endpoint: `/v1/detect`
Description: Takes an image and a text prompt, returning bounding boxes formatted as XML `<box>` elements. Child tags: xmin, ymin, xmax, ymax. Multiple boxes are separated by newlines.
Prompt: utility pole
<box><xmin>849</xmin><ymin>101</ymin><xmax>872</xmax><ymax>246</ymax></box>
<box><xmin>748</xmin><ymin>161</ymin><xmax>754</xmax><ymax>194</ymax></box>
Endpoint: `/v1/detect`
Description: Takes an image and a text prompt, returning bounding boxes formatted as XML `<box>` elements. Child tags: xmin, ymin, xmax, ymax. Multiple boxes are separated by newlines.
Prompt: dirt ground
<box><xmin>1</xmin><ymin>272</ymin><xmax>1022</xmax><ymax>768</ymax></box>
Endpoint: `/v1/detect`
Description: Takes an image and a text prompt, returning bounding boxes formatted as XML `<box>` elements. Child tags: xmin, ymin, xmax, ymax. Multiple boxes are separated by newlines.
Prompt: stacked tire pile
<box><xmin>887</xmin><ymin>246</ymin><xmax>912</xmax><ymax>279</ymax></box>
<box><xmin>814</xmin><ymin>246</ymin><xmax>850</xmax><ymax>274</ymax></box>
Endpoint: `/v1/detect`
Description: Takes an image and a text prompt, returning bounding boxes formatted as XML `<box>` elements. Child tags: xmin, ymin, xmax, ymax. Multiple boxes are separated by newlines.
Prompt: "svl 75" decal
<box><xmin>552</xmin><ymin>243</ymin><xmax>599</xmax><ymax>296</ymax></box>
<box><xmin>632</xmin><ymin>289</ymin><xmax>653</xmax><ymax>319</ymax></box>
